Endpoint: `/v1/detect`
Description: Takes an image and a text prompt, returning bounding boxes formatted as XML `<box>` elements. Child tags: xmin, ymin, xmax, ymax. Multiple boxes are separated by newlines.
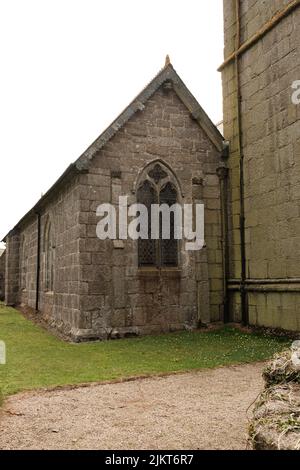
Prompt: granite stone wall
<box><xmin>75</xmin><ymin>86</ymin><xmax>224</xmax><ymax>339</ymax></box>
<box><xmin>222</xmin><ymin>0</ymin><xmax>300</xmax><ymax>330</ymax></box>
<box><xmin>11</xmin><ymin>176</ymin><xmax>83</xmax><ymax>337</ymax></box>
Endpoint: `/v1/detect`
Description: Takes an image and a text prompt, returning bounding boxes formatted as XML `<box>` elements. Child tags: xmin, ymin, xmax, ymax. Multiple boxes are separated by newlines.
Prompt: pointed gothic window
<box><xmin>159</xmin><ymin>183</ymin><xmax>178</xmax><ymax>267</ymax></box>
<box><xmin>137</xmin><ymin>164</ymin><xmax>178</xmax><ymax>268</ymax></box>
<box><xmin>44</xmin><ymin>219</ymin><xmax>54</xmax><ymax>291</ymax></box>
<box><xmin>20</xmin><ymin>235</ymin><xmax>28</xmax><ymax>290</ymax></box>
<box><xmin>137</xmin><ymin>180</ymin><xmax>157</xmax><ymax>266</ymax></box>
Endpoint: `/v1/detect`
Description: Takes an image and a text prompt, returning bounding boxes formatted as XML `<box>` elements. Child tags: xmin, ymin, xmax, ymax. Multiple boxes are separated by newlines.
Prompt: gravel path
<box><xmin>0</xmin><ymin>363</ymin><xmax>264</xmax><ymax>450</ymax></box>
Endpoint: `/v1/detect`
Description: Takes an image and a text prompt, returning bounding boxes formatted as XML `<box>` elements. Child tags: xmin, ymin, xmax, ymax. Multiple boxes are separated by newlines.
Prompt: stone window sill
<box><xmin>138</xmin><ymin>268</ymin><xmax>181</xmax><ymax>279</ymax></box>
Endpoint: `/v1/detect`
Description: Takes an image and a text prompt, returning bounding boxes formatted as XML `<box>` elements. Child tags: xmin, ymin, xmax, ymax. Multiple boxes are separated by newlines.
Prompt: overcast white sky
<box><xmin>0</xmin><ymin>0</ymin><xmax>224</xmax><ymax>248</ymax></box>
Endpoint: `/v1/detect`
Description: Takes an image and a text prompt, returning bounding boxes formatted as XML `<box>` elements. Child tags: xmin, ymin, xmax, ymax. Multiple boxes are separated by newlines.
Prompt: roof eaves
<box><xmin>1</xmin><ymin>163</ymin><xmax>80</xmax><ymax>242</ymax></box>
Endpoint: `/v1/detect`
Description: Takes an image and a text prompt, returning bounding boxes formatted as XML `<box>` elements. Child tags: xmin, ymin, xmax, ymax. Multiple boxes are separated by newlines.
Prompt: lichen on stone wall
<box><xmin>250</xmin><ymin>343</ymin><xmax>300</xmax><ymax>450</ymax></box>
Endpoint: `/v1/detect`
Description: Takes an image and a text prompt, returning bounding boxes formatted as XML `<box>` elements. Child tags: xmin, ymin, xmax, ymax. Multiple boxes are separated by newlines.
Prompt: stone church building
<box><xmin>3</xmin><ymin>0</ymin><xmax>300</xmax><ymax>339</ymax></box>
<box><xmin>2</xmin><ymin>62</ymin><xmax>227</xmax><ymax>340</ymax></box>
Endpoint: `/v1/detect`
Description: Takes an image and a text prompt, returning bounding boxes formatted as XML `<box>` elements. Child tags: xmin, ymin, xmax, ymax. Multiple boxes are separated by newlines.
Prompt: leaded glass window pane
<box><xmin>137</xmin><ymin>181</ymin><xmax>157</xmax><ymax>266</ymax></box>
<box><xmin>159</xmin><ymin>183</ymin><xmax>178</xmax><ymax>267</ymax></box>
<box><xmin>137</xmin><ymin>166</ymin><xmax>179</xmax><ymax>268</ymax></box>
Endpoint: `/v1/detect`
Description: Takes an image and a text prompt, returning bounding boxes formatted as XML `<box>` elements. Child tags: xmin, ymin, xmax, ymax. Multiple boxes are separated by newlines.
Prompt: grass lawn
<box><xmin>0</xmin><ymin>303</ymin><xmax>290</xmax><ymax>399</ymax></box>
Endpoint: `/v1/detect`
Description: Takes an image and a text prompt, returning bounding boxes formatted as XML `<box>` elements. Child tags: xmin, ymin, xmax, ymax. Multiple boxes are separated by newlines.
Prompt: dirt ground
<box><xmin>0</xmin><ymin>362</ymin><xmax>264</xmax><ymax>450</ymax></box>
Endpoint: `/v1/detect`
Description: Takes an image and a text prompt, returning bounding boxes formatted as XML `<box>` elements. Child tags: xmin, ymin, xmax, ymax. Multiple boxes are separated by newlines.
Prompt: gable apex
<box><xmin>75</xmin><ymin>62</ymin><xmax>224</xmax><ymax>171</ymax></box>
